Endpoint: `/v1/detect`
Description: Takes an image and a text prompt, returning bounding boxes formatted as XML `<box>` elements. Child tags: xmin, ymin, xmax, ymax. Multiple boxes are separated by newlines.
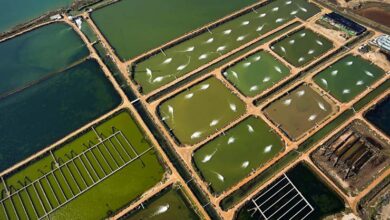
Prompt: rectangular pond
<box><xmin>0</xmin><ymin>111</ymin><xmax>165</xmax><ymax>219</ymax></box>
<box><xmin>271</xmin><ymin>28</ymin><xmax>333</xmax><ymax>67</ymax></box>
<box><xmin>263</xmin><ymin>84</ymin><xmax>337</xmax><ymax>141</ymax></box>
<box><xmin>223</xmin><ymin>50</ymin><xmax>290</xmax><ymax>97</ymax></box>
<box><xmin>0</xmin><ymin>59</ymin><xmax>121</xmax><ymax>171</ymax></box>
<box><xmin>122</xmin><ymin>185</ymin><xmax>199</xmax><ymax>220</ymax></box>
<box><xmin>365</xmin><ymin>96</ymin><xmax>390</xmax><ymax>136</ymax></box>
<box><xmin>0</xmin><ymin>22</ymin><xmax>89</xmax><ymax>96</ymax></box>
<box><xmin>313</xmin><ymin>54</ymin><xmax>385</xmax><ymax>103</ymax></box>
<box><xmin>91</xmin><ymin>0</ymin><xmax>257</xmax><ymax>60</ymax></box>
<box><xmin>131</xmin><ymin>0</ymin><xmax>320</xmax><ymax>94</ymax></box>
<box><xmin>158</xmin><ymin>77</ymin><xmax>245</xmax><ymax>146</ymax></box>
<box><xmin>193</xmin><ymin>116</ymin><xmax>285</xmax><ymax>194</ymax></box>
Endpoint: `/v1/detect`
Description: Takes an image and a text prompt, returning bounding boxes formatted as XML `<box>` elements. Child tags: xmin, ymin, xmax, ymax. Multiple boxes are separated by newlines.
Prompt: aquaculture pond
<box><xmin>0</xmin><ymin>59</ymin><xmax>121</xmax><ymax>171</ymax></box>
<box><xmin>0</xmin><ymin>0</ymin><xmax>72</xmax><ymax>33</ymax></box>
<box><xmin>365</xmin><ymin>96</ymin><xmax>390</xmax><ymax>136</ymax></box>
<box><xmin>0</xmin><ymin>22</ymin><xmax>89</xmax><ymax>96</ymax></box>
<box><xmin>123</xmin><ymin>186</ymin><xmax>199</xmax><ymax>220</ymax></box>
<box><xmin>313</xmin><ymin>55</ymin><xmax>385</xmax><ymax>103</ymax></box>
<box><xmin>235</xmin><ymin>163</ymin><xmax>345</xmax><ymax>220</ymax></box>
<box><xmin>271</xmin><ymin>28</ymin><xmax>333</xmax><ymax>67</ymax></box>
<box><xmin>263</xmin><ymin>84</ymin><xmax>336</xmax><ymax>141</ymax></box>
<box><xmin>223</xmin><ymin>50</ymin><xmax>290</xmax><ymax>97</ymax></box>
<box><xmin>193</xmin><ymin>116</ymin><xmax>284</xmax><ymax>194</ymax></box>
<box><xmin>132</xmin><ymin>0</ymin><xmax>320</xmax><ymax>94</ymax></box>
<box><xmin>0</xmin><ymin>111</ymin><xmax>165</xmax><ymax>220</ymax></box>
<box><xmin>91</xmin><ymin>0</ymin><xmax>257</xmax><ymax>60</ymax></box>
<box><xmin>158</xmin><ymin>77</ymin><xmax>245</xmax><ymax>145</ymax></box>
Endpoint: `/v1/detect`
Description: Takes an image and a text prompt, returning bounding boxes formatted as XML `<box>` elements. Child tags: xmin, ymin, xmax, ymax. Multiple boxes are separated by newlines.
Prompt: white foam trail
<box><xmin>283</xmin><ymin>99</ymin><xmax>292</xmax><ymax>105</ymax></box>
<box><xmin>280</xmin><ymin>46</ymin><xmax>286</xmax><ymax>53</ymax></box>
<box><xmin>272</xmin><ymin>7</ymin><xmax>279</xmax><ymax>12</ymax></box>
<box><xmin>342</xmin><ymin>89</ymin><xmax>350</xmax><ymax>94</ymax></box>
<box><xmin>286</xmin><ymin>1</ymin><xmax>292</xmax><ymax>5</ymax></box>
<box><xmin>331</xmin><ymin>70</ymin><xmax>338</xmax><ymax>76</ymax></box>
<box><xmin>202</xmin><ymin>149</ymin><xmax>218</xmax><ymax>163</ymax></box>
<box><xmin>242</xmin><ymin>21</ymin><xmax>250</xmax><ymax>26</ymax></box>
<box><xmin>364</xmin><ymin>70</ymin><xmax>374</xmax><ymax>77</ymax></box>
<box><xmin>290</xmin><ymin>10</ymin><xmax>298</xmax><ymax>15</ymax></box>
<box><xmin>231</xmin><ymin>70</ymin><xmax>239</xmax><ymax>79</ymax></box>
<box><xmin>321</xmin><ymin>78</ymin><xmax>328</xmax><ymax>87</ymax></box>
<box><xmin>146</xmin><ymin>68</ymin><xmax>153</xmax><ymax>82</ymax></box>
<box><xmin>227</xmin><ymin>137</ymin><xmax>235</xmax><ymax>144</ymax></box>
<box><xmin>249</xmin><ymin>85</ymin><xmax>259</xmax><ymax>92</ymax></box>
<box><xmin>229</xmin><ymin>103</ymin><xmax>237</xmax><ymax>112</ymax></box>
<box><xmin>168</xmin><ymin>105</ymin><xmax>174</xmax><ymax>120</ymax></box>
<box><xmin>243</xmin><ymin>62</ymin><xmax>251</xmax><ymax>67</ymax></box>
<box><xmin>206</xmin><ymin>38</ymin><xmax>214</xmax><ymax>44</ymax></box>
<box><xmin>256</xmin><ymin>25</ymin><xmax>265</xmax><ymax>32</ymax></box>
<box><xmin>318</xmin><ymin>102</ymin><xmax>326</xmax><ymax>111</ymax></box>
<box><xmin>308</xmin><ymin>114</ymin><xmax>317</xmax><ymax>121</ymax></box>
<box><xmin>300</xmin><ymin>32</ymin><xmax>306</xmax><ymax>37</ymax></box>
<box><xmin>247</xmin><ymin>125</ymin><xmax>255</xmax><ymax>133</ymax></box>
<box><xmin>316</xmin><ymin>40</ymin><xmax>323</xmax><ymax>46</ymax></box>
<box><xmin>253</xmin><ymin>55</ymin><xmax>261</xmax><ymax>61</ymax></box>
<box><xmin>177</xmin><ymin>64</ymin><xmax>187</xmax><ymax>71</ymax></box>
<box><xmin>210</xmin><ymin>119</ymin><xmax>219</xmax><ymax>127</ymax></box>
<box><xmin>308</xmin><ymin>49</ymin><xmax>315</xmax><ymax>54</ymax></box>
<box><xmin>275</xmin><ymin>66</ymin><xmax>282</xmax><ymax>73</ymax></box>
<box><xmin>186</xmin><ymin>46</ymin><xmax>195</xmax><ymax>52</ymax></box>
<box><xmin>289</xmin><ymin>39</ymin><xmax>295</xmax><ymax>44</ymax></box>
<box><xmin>346</xmin><ymin>61</ymin><xmax>353</xmax><ymax>66</ymax></box>
<box><xmin>356</xmin><ymin>80</ymin><xmax>364</xmax><ymax>85</ymax></box>
<box><xmin>213</xmin><ymin>171</ymin><xmax>224</xmax><ymax>182</ymax></box>
<box><xmin>298</xmin><ymin>57</ymin><xmax>305</xmax><ymax>62</ymax></box>
<box><xmin>200</xmin><ymin>84</ymin><xmax>210</xmax><ymax>90</ymax></box>
<box><xmin>199</xmin><ymin>54</ymin><xmax>208</xmax><ymax>60</ymax></box>
<box><xmin>264</xmin><ymin>145</ymin><xmax>272</xmax><ymax>153</ymax></box>
<box><xmin>297</xmin><ymin>90</ymin><xmax>305</xmax><ymax>96</ymax></box>
<box><xmin>191</xmin><ymin>131</ymin><xmax>202</xmax><ymax>139</ymax></box>
<box><xmin>241</xmin><ymin>161</ymin><xmax>250</xmax><ymax>168</ymax></box>
<box><xmin>263</xmin><ymin>76</ymin><xmax>271</xmax><ymax>82</ymax></box>
<box><xmin>275</xmin><ymin>18</ymin><xmax>284</xmax><ymax>23</ymax></box>
<box><xmin>217</xmin><ymin>46</ymin><xmax>226</xmax><ymax>52</ymax></box>
<box><xmin>236</xmin><ymin>35</ymin><xmax>246</xmax><ymax>41</ymax></box>
<box><xmin>259</xmin><ymin>13</ymin><xmax>266</xmax><ymax>18</ymax></box>
<box><xmin>152</xmin><ymin>204</ymin><xmax>170</xmax><ymax>217</ymax></box>
<box><xmin>162</xmin><ymin>57</ymin><xmax>172</xmax><ymax>64</ymax></box>
<box><xmin>185</xmin><ymin>93</ymin><xmax>194</xmax><ymax>99</ymax></box>
<box><xmin>152</xmin><ymin>76</ymin><xmax>166</xmax><ymax>83</ymax></box>
<box><xmin>223</xmin><ymin>29</ymin><xmax>232</xmax><ymax>35</ymax></box>
<box><xmin>298</xmin><ymin>5</ymin><xmax>307</xmax><ymax>12</ymax></box>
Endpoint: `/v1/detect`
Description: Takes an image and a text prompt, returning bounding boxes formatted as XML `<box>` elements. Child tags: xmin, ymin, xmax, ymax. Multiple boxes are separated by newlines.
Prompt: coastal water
<box><xmin>0</xmin><ymin>0</ymin><xmax>73</xmax><ymax>33</ymax></box>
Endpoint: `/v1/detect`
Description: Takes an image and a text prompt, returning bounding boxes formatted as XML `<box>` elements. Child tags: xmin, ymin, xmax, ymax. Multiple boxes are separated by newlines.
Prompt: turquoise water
<box><xmin>0</xmin><ymin>0</ymin><xmax>73</xmax><ymax>33</ymax></box>
<box><xmin>0</xmin><ymin>59</ymin><xmax>121</xmax><ymax>171</ymax></box>
<box><xmin>0</xmin><ymin>23</ymin><xmax>89</xmax><ymax>96</ymax></box>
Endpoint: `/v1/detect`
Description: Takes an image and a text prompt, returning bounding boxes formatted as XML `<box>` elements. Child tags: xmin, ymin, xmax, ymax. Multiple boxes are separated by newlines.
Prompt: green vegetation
<box><xmin>158</xmin><ymin>77</ymin><xmax>245</xmax><ymax>145</ymax></box>
<box><xmin>223</xmin><ymin>51</ymin><xmax>290</xmax><ymax>97</ymax></box>
<box><xmin>123</xmin><ymin>186</ymin><xmax>199</xmax><ymax>220</ymax></box>
<box><xmin>271</xmin><ymin>28</ymin><xmax>333</xmax><ymax>67</ymax></box>
<box><xmin>263</xmin><ymin>84</ymin><xmax>336</xmax><ymax>140</ymax></box>
<box><xmin>353</xmin><ymin>79</ymin><xmax>389</xmax><ymax>111</ymax></box>
<box><xmin>1</xmin><ymin>111</ymin><xmax>165</xmax><ymax>219</ymax></box>
<box><xmin>132</xmin><ymin>0</ymin><xmax>320</xmax><ymax>94</ymax></box>
<box><xmin>0</xmin><ymin>59</ymin><xmax>121</xmax><ymax>171</ymax></box>
<box><xmin>0</xmin><ymin>23</ymin><xmax>89</xmax><ymax>96</ymax></box>
<box><xmin>80</xmin><ymin>20</ymin><xmax>98</xmax><ymax>43</ymax></box>
<box><xmin>313</xmin><ymin>55</ymin><xmax>385</xmax><ymax>103</ymax></box>
<box><xmin>91</xmin><ymin>0</ymin><xmax>258</xmax><ymax>60</ymax></box>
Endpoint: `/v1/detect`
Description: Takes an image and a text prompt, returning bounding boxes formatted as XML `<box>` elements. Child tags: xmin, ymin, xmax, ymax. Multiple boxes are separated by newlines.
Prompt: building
<box><xmin>370</xmin><ymin>34</ymin><xmax>390</xmax><ymax>54</ymax></box>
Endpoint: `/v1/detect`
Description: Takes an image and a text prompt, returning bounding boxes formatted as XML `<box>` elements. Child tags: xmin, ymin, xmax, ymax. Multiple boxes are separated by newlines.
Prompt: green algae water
<box><xmin>0</xmin><ymin>59</ymin><xmax>121</xmax><ymax>171</ymax></box>
<box><xmin>158</xmin><ymin>77</ymin><xmax>245</xmax><ymax>145</ymax></box>
<box><xmin>91</xmin><ymin>0</ymin><xmax>257</xmax><ymax>60</ymax></box>
<box><xmin>0</xmin><ymin>23</ymin><xmax>89</xmax><ymax>96</ymax></box>
<box><xmin>193</xmin><ymin>116</ymin><xmax>284</xmax><ymax>194</ymax></box>
<box><xmin>124</xmin><ymin>186</ymin><xmax>199</xmax><ymax>220</ymax></box>
<box><xmin>0</xmin><ymin>0</ymin><xmax>73</xmax><ymax>33</ymax></box>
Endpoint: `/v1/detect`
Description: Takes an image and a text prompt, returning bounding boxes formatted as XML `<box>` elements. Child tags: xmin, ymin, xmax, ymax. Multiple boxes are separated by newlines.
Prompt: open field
<box><xmin>263</xmin><ymin>84</ymin><xmax>337</xmax><ymax>141</ymax></box>
<box><xmin>365</xmin><ymin>96</ymin><xmax>390</xmax><ymax>136</ymax></box>
<box><xmin>122</xmin><ymin>185</ymin><xmax>199</xmax><ymax>220</ymax></box>
<box><xmin>158</xmin><ymin>77</ymin><xmax>245</xmax><ymax>145</ymax></box>
<box><xmin>0</xmin><ymin>22</ymin><xmax>89</xmax><ymax>96</ymax></box>
<box><xmin>223</xmin><ymin>50</ymin><xmax>290</xmax><ymax>97</ymax></box>
<box><xmin>0</xmin><ymin>59</ymin><xmax>121</xmax><ymax>171</ymax></box>
<box><xmin>0</xmin><ymin>111</ymin><xmax>165</xmax><ymax>219</ymax></box>
<box><xmin>193</xmin><ymin>116</ymin><xmax>285</xmax><ymax>194</ymax></box>
<box><xmin>91</xmin><ymin>0</ymin><xmax>257</xmax><ymax>60</ymax></box>
<box><xmin>270</xmin><ymin>28</ymin><xmax>333</xmax><ymax>67</ymax></box>
<box><xmin>235</xmin><ymin>163</ymin><xmax>345</xmax><ymax>220</ymax></box>
<box><xmin>313</xmin><ymin>54</ymin><xmax>385</xmax><ymax>103</ymax></box>
<box><xmin>131</xmin><ymin>0</ymin><xmax>320</xmax><ymax>94</ymax></box>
